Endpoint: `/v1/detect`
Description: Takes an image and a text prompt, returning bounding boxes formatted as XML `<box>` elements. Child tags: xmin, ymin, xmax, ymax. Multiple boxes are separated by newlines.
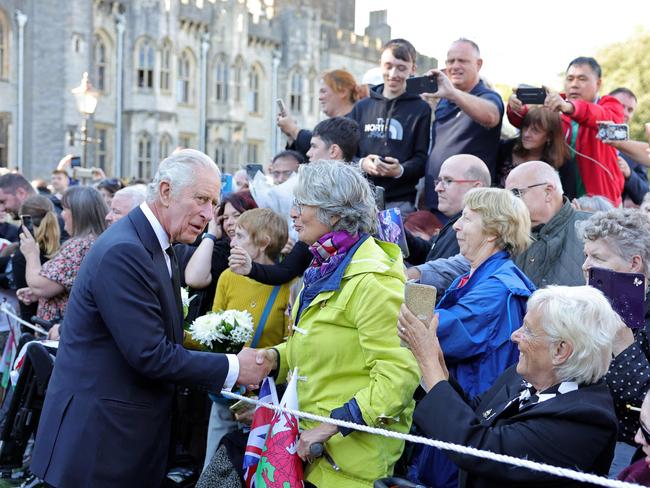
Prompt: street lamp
<box><xmin>71</xmin><ymin>72</ymin><xmax>100</xmax><ymax>167</ymax></box>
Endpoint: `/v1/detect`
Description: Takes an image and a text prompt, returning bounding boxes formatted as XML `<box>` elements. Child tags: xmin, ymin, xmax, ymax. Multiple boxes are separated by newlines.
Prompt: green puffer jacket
<box><xmin>275</xmin><ymin>237</ymin><xmax>419</xmax><ymax>488</ymax></box>
<box><xmin>515</xmin><ymin>200</ymin><xmax>589</xmax><ymax>288</ymax></box>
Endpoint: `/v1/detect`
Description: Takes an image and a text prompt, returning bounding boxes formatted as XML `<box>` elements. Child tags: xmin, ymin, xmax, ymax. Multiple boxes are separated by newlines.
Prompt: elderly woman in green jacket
<box><xmin>260</xmin><ymin>161</ymin><xmax>419</xmax><ymax>487</ymax></box>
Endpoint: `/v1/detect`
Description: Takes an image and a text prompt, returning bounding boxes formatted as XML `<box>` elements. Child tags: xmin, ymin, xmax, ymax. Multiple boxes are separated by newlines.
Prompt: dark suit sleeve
<box><xmin>622</xmin><ymin>156</ymin><xmax>649</xmax><ymax>205</ymax></box>
<box><xmin>414</xmin><ymin>380</ymin><xmax>614</xmax><ymax>483</ymax></box>
<box><xmin>92</xmin><ymin>241</ymin><xmax>229</xmax><ymax>389</ymax></box>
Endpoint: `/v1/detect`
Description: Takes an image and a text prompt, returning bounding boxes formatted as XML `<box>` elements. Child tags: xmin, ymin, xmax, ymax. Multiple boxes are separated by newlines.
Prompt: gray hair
<box><xmin>580</xmin><ymin>208</ymin><xmax>650</xmax><ymax>278</ymax></box>
<box><xmin>294</xmin><ymin>160</ymin><xmax>376</xmax><ymax>234</ymax></box>
<box><xmin>115</xmin><ymin>185</ymin><xmax>147</xmax><ymax>210</ymax></box>
<box><xmin>574</xmin><ymin>195</ymin><xmax>614</xmax><ymax>213</ymax></box>
<box><xmin>61</xmin><ymin>186</ymin><xmax>108</xmax><ymax>237</ymax></box>
<box><xmin>147</xmin><ymin>149</ymin><xmax>219</xmax><ymax>201</ymax></box>
<box><xmin>529</xmin><ymin>285</ymin><xmax>622</xmax><ymax>385</ymax></box>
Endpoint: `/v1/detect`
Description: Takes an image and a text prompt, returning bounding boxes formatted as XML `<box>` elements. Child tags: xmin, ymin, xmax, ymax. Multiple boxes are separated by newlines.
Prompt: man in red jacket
<box><xmin>508</xmin><ymin>57</ymin><xmax>625</xmax><ymax>206</ymax></box>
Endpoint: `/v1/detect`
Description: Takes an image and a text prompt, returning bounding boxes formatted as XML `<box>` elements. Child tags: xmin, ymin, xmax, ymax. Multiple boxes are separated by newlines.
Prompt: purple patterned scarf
<box><xmin>303</xmin><ymin>231</ymin><xmax>360</xmax><ymax>287</ymax></box>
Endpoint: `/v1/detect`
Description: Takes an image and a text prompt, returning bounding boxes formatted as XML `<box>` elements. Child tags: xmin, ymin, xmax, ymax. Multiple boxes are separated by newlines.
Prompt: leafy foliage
<box><xmin>598</xmin><ymin>28</ymin><xmax>650</xmax><ymax>140</ymax></box>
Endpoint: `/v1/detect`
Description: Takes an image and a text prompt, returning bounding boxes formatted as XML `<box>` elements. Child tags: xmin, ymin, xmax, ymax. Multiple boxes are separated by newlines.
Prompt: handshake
<box><xmin>235</xmin><ymin>347</ymin><xmax>278</xmax><ymax>388</ymax></box>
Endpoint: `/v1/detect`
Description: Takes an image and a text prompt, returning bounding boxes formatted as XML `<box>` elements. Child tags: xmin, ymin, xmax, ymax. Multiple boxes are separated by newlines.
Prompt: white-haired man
<box><xmin>31</xmin><ymin>149</ymin><xmax>269</xmax><ymax>487</ymax></box>
<box><xmin>105</xmin><ymin>185</ymin><xmax>147</xmax><ymax>225</ymax></box>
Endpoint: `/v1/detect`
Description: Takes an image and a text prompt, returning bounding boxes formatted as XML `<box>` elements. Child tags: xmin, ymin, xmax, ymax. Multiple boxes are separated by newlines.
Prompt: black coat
<box><xmin>414</xmin><ymin>366</ymin><xmax>617</xmax><ymax>488</ymax></box>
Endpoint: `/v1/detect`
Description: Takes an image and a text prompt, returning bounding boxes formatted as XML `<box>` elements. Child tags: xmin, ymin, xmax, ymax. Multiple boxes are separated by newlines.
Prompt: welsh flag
<box><xmin>243</xmin><ymin>377</ymin><xmax>279</xmax><ymax>487</ymax></box>
<box><xmin>255</xmin><ymin>368</ymin><xmax>304</xmax><ymax>487</ymax></box>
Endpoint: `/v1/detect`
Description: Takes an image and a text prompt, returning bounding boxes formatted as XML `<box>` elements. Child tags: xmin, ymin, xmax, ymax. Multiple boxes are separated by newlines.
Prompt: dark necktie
<box><xmin>165</xmin><ymin>245</ymin><xmax>184</xmax><ymax>329</ymax></box>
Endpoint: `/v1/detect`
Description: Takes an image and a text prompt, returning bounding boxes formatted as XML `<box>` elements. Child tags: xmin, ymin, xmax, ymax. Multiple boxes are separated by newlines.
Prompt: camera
<box><xmin>72</xmin><ymin>167</ymin><xmax>94</xmax><ymax>179</ymax></box>
<box><xmin>597</xmin><ymin>122</ymin><xmax>629</xmax><ymax>142</ymax></box>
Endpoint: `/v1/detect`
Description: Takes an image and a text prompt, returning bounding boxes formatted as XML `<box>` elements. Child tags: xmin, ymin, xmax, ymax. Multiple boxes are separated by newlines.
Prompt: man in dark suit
<box><xmin>31</xmin><ymin>149</ymin><xmax>269</xmax><ymax>487</ymax></box>
<box><xmin>399</xmin><ymin>285</ymin><xmax>620</xmax><ymax>488</ymax></box>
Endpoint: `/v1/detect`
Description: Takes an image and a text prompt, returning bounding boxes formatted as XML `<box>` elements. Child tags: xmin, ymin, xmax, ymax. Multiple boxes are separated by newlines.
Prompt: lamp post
<box><xmin>71</xmin><ymin>72</ymin><xmax>100</xmax><ymax>167</ymax></box>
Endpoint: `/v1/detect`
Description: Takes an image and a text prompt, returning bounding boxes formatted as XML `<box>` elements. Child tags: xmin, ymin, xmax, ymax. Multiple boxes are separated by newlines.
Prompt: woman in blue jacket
<box><xmin>409</xmin><ymin>187</ymin><xmax>536</xmax><ymax>487</ymax></box>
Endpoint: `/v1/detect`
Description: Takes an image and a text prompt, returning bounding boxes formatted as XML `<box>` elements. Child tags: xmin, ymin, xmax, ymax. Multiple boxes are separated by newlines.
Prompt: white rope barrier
<box><xmin>0</xmin><ymin>305</ymin><xmax>636</xmax><ymax>487</ymax></box>
<box><xmin>221</xmin><ymin>389</ymin><xmax>644</xmax><ymax>488</ymax></box>
<box><xmin>1</xmin><ymin>303</ymin><xmax>48</xmax><ymax>336</ymax></box>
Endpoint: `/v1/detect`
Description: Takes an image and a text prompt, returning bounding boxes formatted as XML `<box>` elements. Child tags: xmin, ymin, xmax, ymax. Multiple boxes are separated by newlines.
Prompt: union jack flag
<box><xmin>243</xmin><ymin>377</ymin><xmax>279</xmax><ymax>487</ymax></box>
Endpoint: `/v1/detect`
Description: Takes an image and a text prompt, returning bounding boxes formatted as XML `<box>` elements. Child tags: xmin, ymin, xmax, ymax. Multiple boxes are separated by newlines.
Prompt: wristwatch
<box><xmin>202</xmin><ymin>232</ymin><xmax>217</xmax><ymax>243</ymax></box>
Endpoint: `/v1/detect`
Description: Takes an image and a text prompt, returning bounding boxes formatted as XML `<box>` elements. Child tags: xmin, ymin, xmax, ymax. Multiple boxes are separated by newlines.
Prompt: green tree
<box><xmin>598</xmin><ymin>28</ymin><xmax>650</xmax><ymax>141</ymax></box>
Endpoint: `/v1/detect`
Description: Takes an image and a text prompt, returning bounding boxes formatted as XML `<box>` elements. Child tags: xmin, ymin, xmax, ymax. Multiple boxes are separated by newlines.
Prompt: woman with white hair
<box><xmin>399</xmin><ymin>285</ymin><xmax>620</xmax><ymax>487</ymax></box>
<box><xmin>581</xmin><ymin>208</ymin><xmax>650</xmax><ymax>474</ymax></box>
<box><xmin>405</xmin><ymin>187</ymin><xmax>536</xmax><ymax>487</ymax></box>
<box><xmin>258</xmin><ymin>161</ymin><xmax>419</xmax><ymax>488</ymax></box>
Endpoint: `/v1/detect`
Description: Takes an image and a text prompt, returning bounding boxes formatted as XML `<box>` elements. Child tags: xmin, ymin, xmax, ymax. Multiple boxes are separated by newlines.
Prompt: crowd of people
<box><xmin>0</xmin><ymin>35</ymin><xmax>649</xmax><ymax>488</ymax></box>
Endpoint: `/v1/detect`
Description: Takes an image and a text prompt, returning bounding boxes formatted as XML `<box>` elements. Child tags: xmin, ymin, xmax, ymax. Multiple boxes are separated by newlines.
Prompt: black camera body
<box><xmin>405</xmin><ymin>75</ymin><xmax>438</xmax><ymax>95</ymax></box>
<box><xmin>516</xmin><ymin>87</ymin><xmax>546</xmax><ymax>105</ymax></box>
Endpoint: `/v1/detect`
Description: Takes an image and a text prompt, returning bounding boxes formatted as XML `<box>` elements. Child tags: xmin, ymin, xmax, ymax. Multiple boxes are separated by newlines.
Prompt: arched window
<box><xmin>233</xmin><ymin>57</ymin><xmax>243</xmax><ymax>103</ymax></box>
<box><xmin>214</xmin><ymin>55</ymin><xmax>229</xmax><ymax>102</ymax></box>
<box><xmin>160</xmin><ymin>40</ymin><xmax>172</xmax><ymax>93</ymax></box>
<box><xmin>214</xmin><ymin>140</ymin><xmax>227</xmax><ymax>171</ymax></box>
<box><xmin>177</xmin><ymin>50</ymin><xmax>194</xmax><ymax>104</ymax></box>
<box><xmin>159</xmin><ymin>133</ymin><xmax>172</xmax><ymax>160</ymax></box>
<box><xmin>94</xmin><ymin>35</ymin><xmax>109</xmax><ymax>92</ymax></box>
<box><xmin>136</xmin><ymin>38</ymin><xmax>154</xmax><ymax>89</ymax></box>
<box><xmin>290</xmin><ymin>70</ymin><xmax>303</xmax><ymax>112</ymax></box>
<box><xmin>0</xmin><ymin>10</ymin><xmax>9</xmax><ymax>79</ymax></box>
<box><xmin>248</xmin><ymin>66</ymin><xmax>261</xmax><ymax>114</ymax></box>
<box><xmin>137</xmin><ymin>133</ymin><xmax>152</xmax><ymax>179</ymax></box>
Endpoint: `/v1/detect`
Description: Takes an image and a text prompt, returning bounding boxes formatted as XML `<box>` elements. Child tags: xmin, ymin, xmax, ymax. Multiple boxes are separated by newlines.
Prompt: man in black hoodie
<box><xmin>349</xmin><ymin>39</ymin><xmax>431</xmax><ymax>213</ymax></box>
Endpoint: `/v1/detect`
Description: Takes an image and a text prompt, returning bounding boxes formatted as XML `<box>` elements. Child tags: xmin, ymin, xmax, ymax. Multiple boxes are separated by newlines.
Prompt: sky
<box><xmin>354</xmin><ymin>0</ymin><xmax>650</xmax><ymax>90</ymax></box>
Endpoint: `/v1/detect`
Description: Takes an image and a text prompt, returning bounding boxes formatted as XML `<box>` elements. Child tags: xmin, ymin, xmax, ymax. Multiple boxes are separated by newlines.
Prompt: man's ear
<box><xmin>159</xmin><ymin>181</ymin><xmax>172</xmax><ymax>207</ymax></box>
<box><xmin>476</xmin><ymin>58</ymin><xmax>483</xmax><ymax>71</ymax></box>
<box><xmin>329</xmin><ymin>144</ymin><xmax>344</xmax><ymax>161</ymax></box>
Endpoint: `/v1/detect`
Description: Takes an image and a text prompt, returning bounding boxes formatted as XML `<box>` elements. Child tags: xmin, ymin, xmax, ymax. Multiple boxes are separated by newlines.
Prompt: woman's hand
<box><xmin>281</xmin><ymin>238</ymin><xmax>295</xmax><ymax>256</ymax></box>
<box><xmin>276</xmin><ymin>113</ymin><xmax>300</xmax><ymax>142</ymax></box>
<box><xmin>48</xmin><ymin>323</ymin><xmax>61</xmax><ymax>341</ymax></box>
<box><xmin>207</xmin><ymin>210</ymin><xmax>223</xmax><ymax>240</ymax></box>
<box><xmin>398</xmin><ymin>304</ymin><xmax>448</xmax><ymax>390</ymax></box>
<box><xmin>297</xmin><ymin>423</ymin><xmax>339</xmax><ymax>461</ymax></box>
<box><xmin>19</xmin><ymin>226</ymin><xmax>39</xmax><ymax>259</ymax></box>
<box><xmin>16</xmin><ymin>287</ymin><xmax>37</xmax><ymax>305</ymax></box>
<box><xmin>229</xmin><ymin>246</ymin><xmax>253</xmax><ymax>276</ymax></box>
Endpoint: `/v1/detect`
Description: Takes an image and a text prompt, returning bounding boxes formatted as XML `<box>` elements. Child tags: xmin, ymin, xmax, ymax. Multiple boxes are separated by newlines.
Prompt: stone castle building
<box><xmin>0</xmin><ymin>0</ymin><xmax>435</xmax><ymax>179</ymax></box>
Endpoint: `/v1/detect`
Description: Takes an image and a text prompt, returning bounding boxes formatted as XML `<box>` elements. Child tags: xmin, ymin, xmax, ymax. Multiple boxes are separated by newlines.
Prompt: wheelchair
<box><xmin>0</xmin><ymin>335</ymin><xmax>55</xmax><ymax>476</ymax></box>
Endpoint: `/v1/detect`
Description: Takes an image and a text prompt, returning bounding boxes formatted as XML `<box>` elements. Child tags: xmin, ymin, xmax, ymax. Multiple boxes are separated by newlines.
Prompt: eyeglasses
<box><xmin>434</xmin><ymin>177</ymin><xmax>480</xmax><ymax>189</ymax></box>
<box><xmin>519</xmin><ymin>322</ymin><xmax>545</xmax><ymax>341</ymax></box>
<box><xmin>510</xmin><ymin>182</ymin><xmax>546</xmax><ymax>198</ymax></box>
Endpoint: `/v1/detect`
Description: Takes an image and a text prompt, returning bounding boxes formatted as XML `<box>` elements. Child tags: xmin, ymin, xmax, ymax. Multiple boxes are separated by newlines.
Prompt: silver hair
<box><xmin>580</xmin><ymin>208</ymin><xmax>650</xmax><ymax>278</ymax></box>
<box><xmin>147</xmin><ymin>149</ymin><xmax>219</xmax><ymax>201</ymax></box>
<box><xmin>574</xmin><ymin>195</ymin><xmax>614</xmax><ymax>213</ymax></box>
<box><xmin>115</xmin><ymin>184</ymin><xmax>147</xmax><ymax>210</ymax></box>
<box><xmin>294</xmin><ymin>160</ymin><xmax>377</xmax><ymax>234</ymax></box>
<box><xmin>528</xmin><ymin>285</ymin><xmax>622</xmax><ymax>385</ymax></box>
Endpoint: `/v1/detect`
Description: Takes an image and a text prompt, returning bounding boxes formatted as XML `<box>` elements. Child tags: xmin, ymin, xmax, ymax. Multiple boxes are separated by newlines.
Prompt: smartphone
<box><xmin>70</xmin><ymin>156</ymin><xmax>81</xmax><ymax>167</ymax></box>
<box><xmin>276</xmin><ymin>98</ymin><xmax>287</xmax><ymax>117</ymax></box>
<box><xmin>516</xmin><ymin>87</ymin><xmax>547</xmax><ymax>105</ymax></box>
<box><xmin>402</xmin><ymin>282</ymin><xmax>437</xmax><ymax>347</ymax></box>
<box><xmin>645</xmin><ymin>122</ymin><xmax>650</xmax><ymax>142</ymax></box>
<box><xmin>20</xmin><ymin>214</ymin><xmax>33</xmax><ymax>234</ymax></box>
<box><xmin>245</xmin><ymin>163</ymin><xmax>264</xmax><ymax>180</ymax></box>
<box><xmin>588</xmin><ymin>266</ymin><xmax>645</xmax><ymax>329</ymax></box>
<box><xmin>405</xmin><ymin>75</ymin><xmax>438</xmax><ymax>95</ymax></box>
<box><xmin>376</xmin><ymin>207</ymin><xmax>410</xmax><ymax>259</ymax></box>
<box><xmin>375</xmin><ymin>186</ymin><xmax>386</xmax><ymax>211</ymax></box>
<box><xmin>597</xmin><ymin>122</ymin><xmax>629</xmax><ymax>142</ymax></box>
<box><xmin>221</xmin><ymin>173</ymin><xmax>233</xmax><ymax>198</ymax></box>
